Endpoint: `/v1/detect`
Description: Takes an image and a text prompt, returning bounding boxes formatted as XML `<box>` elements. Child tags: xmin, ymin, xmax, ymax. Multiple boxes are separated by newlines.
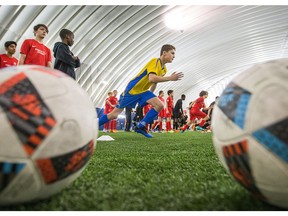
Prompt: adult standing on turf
<box><xmin>173</xmin><ymin>94</ymin><xmax>186</xmax><ymax>130</ymax></box>
<box><xmin>124</xmin><ymin>106</ymin><xmax>132</xmax><ymax>132</ymax></box>
<box><xmin>0</xmin><ymin>41</ymin><xmax>18</xmax><ymax>68</ymax></box>
<box><xmin>19</xmin><ymin>24</ymin><xmax>52</xmax><ymax>68</ymax></box>
<box><xmin>53</xmin><ymin>28</ymin><xmax>80</xmax><ymax>80</ymax></box>
<box><xmin>98</xmin><ymin>44</ymin><xmax>184</xmax><ymax>138</ymax></box>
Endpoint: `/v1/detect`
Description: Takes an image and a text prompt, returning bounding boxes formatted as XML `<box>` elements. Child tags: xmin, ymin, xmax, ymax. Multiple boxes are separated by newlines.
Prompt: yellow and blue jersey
<box><xmin>125</xmin><ymin>58</ymin><xmax>167</xmax><ymax>95</ymax></box>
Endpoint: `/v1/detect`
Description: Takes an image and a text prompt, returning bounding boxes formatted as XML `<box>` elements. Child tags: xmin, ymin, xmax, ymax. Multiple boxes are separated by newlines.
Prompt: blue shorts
<box><xmin>116</xmin><ymin>91</ymin><xmax>156</xmax><ymax>109</ymax></box>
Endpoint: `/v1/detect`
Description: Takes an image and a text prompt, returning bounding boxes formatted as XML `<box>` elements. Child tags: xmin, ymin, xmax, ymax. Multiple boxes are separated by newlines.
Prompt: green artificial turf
<box><xmin>0</xmin><ymin>131</ymin><xmax>282</xmax><ymax>211</ymax></box>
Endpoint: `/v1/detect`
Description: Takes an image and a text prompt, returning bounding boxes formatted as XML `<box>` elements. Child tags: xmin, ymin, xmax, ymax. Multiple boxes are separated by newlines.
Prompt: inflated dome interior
<box><xmin>1</xmin><ymin>5</ymin><xmax>288</xmax><ymax>107</ymax></box>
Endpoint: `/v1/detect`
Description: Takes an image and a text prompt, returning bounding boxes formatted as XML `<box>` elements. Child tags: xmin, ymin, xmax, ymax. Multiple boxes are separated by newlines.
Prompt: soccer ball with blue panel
<box><xmin>212</xmin><ymin>59</ymin><xmax>288</xmax><ymax>209</ymax></box>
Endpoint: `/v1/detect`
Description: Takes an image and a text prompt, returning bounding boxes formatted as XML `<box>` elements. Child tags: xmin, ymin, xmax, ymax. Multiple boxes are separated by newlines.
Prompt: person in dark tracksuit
<box><xmin>53</xmin><ymin>29</ymin><xmax>80</xmax><ymax>80</ymax></box>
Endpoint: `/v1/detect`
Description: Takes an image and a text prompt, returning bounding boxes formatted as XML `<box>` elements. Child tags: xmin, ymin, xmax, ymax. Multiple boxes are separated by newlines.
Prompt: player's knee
<box><xmin>108</xmin><ymin>110</ymin><xmax>120</xmax><ymax>120</ymax></box>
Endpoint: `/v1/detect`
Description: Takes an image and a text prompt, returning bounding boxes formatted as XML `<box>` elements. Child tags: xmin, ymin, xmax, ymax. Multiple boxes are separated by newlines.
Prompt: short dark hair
<box><xmin>159</xmin><ymin>90</ymin><xmax>164</xmax><ymax>95</ymax></box>
<box><xmin>199</xmin><ymin>90</ymin><xmax>208</xmax><ymax>97</ymax></box>
<box><xmin>59</xmin><ymin>29</ymin><xmax>74</xmax><ymax>40</ymax></box>
<box><xmin>33</xmin><ymin>24</ymin><xmax>49</xmax><ymax>34</ymax></box>
<box><xmin>160</xmin><ymin>44</ymin><xmax>175</xmax><ymax>55</ymax></box>
<box><xmin>4</xmin><ymin>41</ymin><xmax>17</xmax><ymax>48</ymax></box>
<box><xmin>181</xmin><ymin>94</ymin><xmax>186</xmax><ymax>100</ymax></box>
<box><xmin>167</xmin><ymin>90</ymin><xmax>173</xmax><ymax>95</ymax></box>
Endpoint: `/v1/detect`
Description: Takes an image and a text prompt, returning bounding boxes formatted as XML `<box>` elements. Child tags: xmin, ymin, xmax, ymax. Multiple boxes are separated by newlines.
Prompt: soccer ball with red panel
<box><xmin>0</xmin><ymin>66</ymin><xmax>98</xmax><ymax>205</ymax></box>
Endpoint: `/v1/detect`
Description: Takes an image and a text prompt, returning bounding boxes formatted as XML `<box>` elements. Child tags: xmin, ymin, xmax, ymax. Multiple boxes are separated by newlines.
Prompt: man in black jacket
<box><xmin>173</xmin><ymin>94</ymin><xmax>186</xmax><ymax>130</ymax></box>
<box><xmin>53</xmin><ymin>29</ymin><xmax>80</xmax><ymax>80</ymax></box>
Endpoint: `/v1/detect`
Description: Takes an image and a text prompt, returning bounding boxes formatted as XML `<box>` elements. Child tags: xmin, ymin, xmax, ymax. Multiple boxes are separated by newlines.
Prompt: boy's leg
<box><xmin>159</xmin><ymin>121</ymin><xmax>163</xmax><ymax>132</ymax></box>
<box><xmin>181</xmin><ymin>118</ymin><xmax>194</xmax><ymax>132</ymax></box>
<box><xmin>151</xmin><ymin>116</ymin><xmax>161</xmax><ymax>131</ymax></box>
<box><xmin>138</xmin><ymin>108</ymin><xmax>159</xmax><ymax>129</ymax></box>
<box><xmin>198</xmin><ymin>112</ymin><xmax>209</xmax><ymax>127</ymax></box>
<box><xmin>99</xmin><ymin>108</ymin><xmax>123</xmax><ymax>126</ymax></box>
<box><xmin>135</xmin><ymin>96</ymin><xmax>163</xmax><ymax>138</ymax></box>
<box><xmin>99</xmin><ymin>114</ymin><xmax>109</xmax><ymax>126</ymax></box>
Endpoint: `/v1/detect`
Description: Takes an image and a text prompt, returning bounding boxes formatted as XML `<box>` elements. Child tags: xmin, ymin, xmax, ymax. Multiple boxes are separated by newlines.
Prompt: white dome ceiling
<box><xmin>1</xmin><ymin>5</ymin><xmax>288</xmax><ymax>107</ymax></box>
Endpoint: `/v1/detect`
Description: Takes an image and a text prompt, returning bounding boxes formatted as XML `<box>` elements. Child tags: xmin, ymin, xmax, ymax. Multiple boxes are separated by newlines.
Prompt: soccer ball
<box><xmin>212</xmin><ymin>59</ymin><xmax>288</xmax><ymax>209</ymax></box>
<box><xmin>0</xmin><ymin>66</ymin><xmax>98</xmax><ymax>205</ymax></box>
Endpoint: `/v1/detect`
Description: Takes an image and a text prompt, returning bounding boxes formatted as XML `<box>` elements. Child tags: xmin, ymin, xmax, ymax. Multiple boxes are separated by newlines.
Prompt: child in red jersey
<box><xmin>0</xmin><ymin>41</ymin><xmax>18</xmax><ymax>68</ymax></box>
<box><xmin>19</xmin><ymin>24</ymin><xmax>52</xmax><ymax>68</ymax></box>
<box><xmin>166</xmin><ymin>89</ymin><xmax>174</xmax><ymax>132</ymax></box>
<box><xmin>181</xmin><ymin>90</ymin><xmax>210</xmax><ymax>132</ymax></box>
<box><xmin>103</xmin><ymin>92</ymin><xmax>113</xmax><ymax>132</ymax></box>
<box><xmin>151</xmin><ymin>90</ymin><xmax>166</xmax><ymax>132</ymax></box>
<box><xmin>109</xmin><ymin>90</ymin><xmax>118</xmax><ymax>132</ymax></box>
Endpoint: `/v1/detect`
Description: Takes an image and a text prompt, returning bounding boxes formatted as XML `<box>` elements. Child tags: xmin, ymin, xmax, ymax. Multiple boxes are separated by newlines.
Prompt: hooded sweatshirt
<box><xmin>53</xmin><ymin>42</ymin><xmax>80</xmax><ymax>80</ymax></box>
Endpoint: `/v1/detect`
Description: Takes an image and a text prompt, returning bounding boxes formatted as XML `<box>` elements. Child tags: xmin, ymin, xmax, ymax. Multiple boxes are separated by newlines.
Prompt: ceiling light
<box><xmin>164</xmin><ymin>10</ymin><xmax>185</xmax><ymax>32</ymax></box>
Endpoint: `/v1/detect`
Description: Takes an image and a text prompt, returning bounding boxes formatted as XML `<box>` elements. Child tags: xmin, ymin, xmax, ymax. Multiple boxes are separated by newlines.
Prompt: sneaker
<box><xmin>196</xmin><ymin>126</ymin><xmax>204</xmax><ymax>131</ymax></box>
<box><xmin>168</xmin><ymin>130</ymin><xmax>175</xmax><ymax>133</ymax></box>
<box><xmin>135</xmin><ymin>126</ymin><xmax>153</xmax><ymax>138</ymax></box>
<box><xmin>180</xmin><ymin>129</ymin><xmax>185</xmax><ymax>133</ymax></box>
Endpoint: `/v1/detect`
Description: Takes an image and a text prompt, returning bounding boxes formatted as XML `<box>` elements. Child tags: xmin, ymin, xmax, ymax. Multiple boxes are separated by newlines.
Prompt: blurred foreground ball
<box><xmin>0</xmin><ymin>66</ymin><xmax>98</xmax><ymax>205</ymax></box>
<box><xmin>212</xmin><ymin>59</ymin><xmax>288</xmax><ymax>209</ymax></box>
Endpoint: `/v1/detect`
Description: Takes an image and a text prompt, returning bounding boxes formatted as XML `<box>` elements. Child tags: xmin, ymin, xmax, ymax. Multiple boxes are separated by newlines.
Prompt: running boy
<box><xmin>181</xmin><ymin>90</ymin><xmax>210</xmax><ymax>132</ymax></box>
<box><xmin>98</xmin><ymin>44</ymin><xmax>183</xmax><ymax>138</ymax></box>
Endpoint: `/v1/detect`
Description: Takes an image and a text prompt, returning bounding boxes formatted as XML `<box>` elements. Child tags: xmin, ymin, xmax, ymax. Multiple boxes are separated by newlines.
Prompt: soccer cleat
<box><xmin>196</xmin><ymin>126</ymin><xmax>204</xmax><ymax>131</ymax></box>
<box><xmin>180</xmin><ymin>127</ymin><xmax>186</xmax><ymax>133</ymax></box>
<box><xmin>135</xmin><ymin>126</ymin><xmax>153</xmax><ymax>138</ymax></box>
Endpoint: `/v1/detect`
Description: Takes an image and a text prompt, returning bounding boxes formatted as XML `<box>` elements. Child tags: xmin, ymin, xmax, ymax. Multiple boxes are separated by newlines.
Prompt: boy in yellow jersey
<box><xmin>99</xmin><ymin>44</ymin><xmax>183</xmax><ymax>138</ymax></box>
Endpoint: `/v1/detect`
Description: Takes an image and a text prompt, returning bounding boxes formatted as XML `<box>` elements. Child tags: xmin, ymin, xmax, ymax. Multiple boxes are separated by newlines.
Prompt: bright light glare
<box><xmin>164</xmin><ymin>11</ymin><xmax>185</xmax><ymax>31</ymax></box>
<box><xmin>118</xmin><ymin>114</ymin><xmax>126</xmax><ymax>119</ymax></box>
<box><xmin>101</xmin><ymin>80</ymin><xmax>108</xmax><ymax>85</ymax></box>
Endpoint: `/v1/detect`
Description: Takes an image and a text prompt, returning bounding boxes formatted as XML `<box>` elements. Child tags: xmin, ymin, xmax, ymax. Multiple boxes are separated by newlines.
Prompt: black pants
<box><xmin>125</xmin><ymin>107</ymin><xmax>132</xmax><ymax>131</ymax></box>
